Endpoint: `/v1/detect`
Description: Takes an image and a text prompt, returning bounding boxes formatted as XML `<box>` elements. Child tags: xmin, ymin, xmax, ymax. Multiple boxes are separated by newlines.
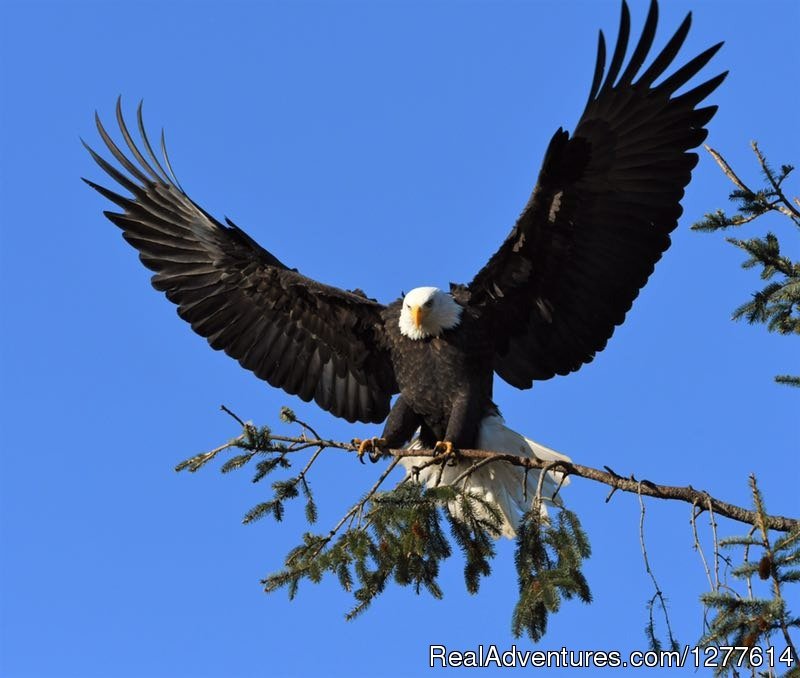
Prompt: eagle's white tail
<box><xmin>399</xmin><ymin>414</ymin><xmax>570</xmax><ymax>539</ymax></box>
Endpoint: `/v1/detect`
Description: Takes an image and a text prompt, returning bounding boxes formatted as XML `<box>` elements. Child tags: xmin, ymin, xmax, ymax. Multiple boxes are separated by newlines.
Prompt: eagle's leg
<box><xmin>380</xmin><ymin>396</ymin><xmax>423</xmax><ymax>448</ymax></box>
<box><xmin>353</xmin><ymin>437</ymin><xmax>388</xmax><ymax>464</ymax></box>
<box><xmin>436</xmin><ymin>392</ymin><xmax>482</xmax><ymax>464</ymax></box>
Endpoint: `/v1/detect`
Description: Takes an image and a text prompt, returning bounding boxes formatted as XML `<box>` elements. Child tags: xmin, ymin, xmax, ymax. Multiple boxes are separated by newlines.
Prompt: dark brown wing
<box><xmin>84</xmin><ymin>99</ymin><xmax>398</xmax><ymax>423</ymax></box>
<box><xmin>466</xmin><ymin>0</ymin><xmax>726</xmax><ymax>388</ymax></box>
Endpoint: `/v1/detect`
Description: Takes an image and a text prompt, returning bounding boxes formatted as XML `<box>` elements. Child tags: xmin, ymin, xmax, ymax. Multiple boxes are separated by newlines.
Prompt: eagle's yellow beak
<box><xmin>411</xmin><ymin>305</ymin><xmax>425</xmax><ymax>328</ymax></box>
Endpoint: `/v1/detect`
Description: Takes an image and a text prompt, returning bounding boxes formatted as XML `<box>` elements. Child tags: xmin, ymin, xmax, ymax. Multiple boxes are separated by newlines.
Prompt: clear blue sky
<box><xmin>1</xmin><ymin>1</ymin><xmax>797</xmax><ymax>676</ymax></box>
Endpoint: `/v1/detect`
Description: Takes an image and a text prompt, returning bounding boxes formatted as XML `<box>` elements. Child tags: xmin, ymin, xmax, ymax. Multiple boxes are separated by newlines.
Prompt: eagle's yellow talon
<box><xmin>354</xmin><ymin>437</ymin><xmax>387</xmax><ymax>463</ymax></box>
<box><xmin>433</xmin><ymin>440</ymin><xmax>454</xmax><ymax>457</ymax></box>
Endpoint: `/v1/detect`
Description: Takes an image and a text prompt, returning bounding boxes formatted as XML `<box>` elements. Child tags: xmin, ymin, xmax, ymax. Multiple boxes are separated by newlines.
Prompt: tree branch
<box><xmin>394</xmin><ymin>447</ymin><xmax>797</xmax><ymax>533</ymax></box>
<box><xmin>751</xmin><ymin>141</ymin><xmax>800</xmax><ymax>222</ymax></box>
<box><xmin>178</xmin><ymin>427</ymin><xmax>799</xmax><ymax>533</ymax></box>
<box><xmin>705</xmin><ymin>144</ymin><xmax>755</xmax><ymax>196</ymax></box>
<box><xmin>299</xmin><ymin>456</ymin><xmax>401</xmax><ymax>564</ymax></box>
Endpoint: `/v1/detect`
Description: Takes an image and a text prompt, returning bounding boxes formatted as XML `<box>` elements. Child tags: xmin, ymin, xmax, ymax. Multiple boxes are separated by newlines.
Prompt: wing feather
<box><xmin>617</xmin><ymin>0</ymin><xmax>657</xmax><ymax>86</ymax></box>
<box><xmin>600</xmin><ymin>1</ymin><xmax>630</xmax><ymax>95</ymax></box>
<box><xmin>85</xmin><ymin>100</ymin><xmax>398</xmax><ymax>422</ymax></box>
<box><xmin>467</xmin><ymin>0</ymin><xmax>726</xmax><ymax>386</ymax></box>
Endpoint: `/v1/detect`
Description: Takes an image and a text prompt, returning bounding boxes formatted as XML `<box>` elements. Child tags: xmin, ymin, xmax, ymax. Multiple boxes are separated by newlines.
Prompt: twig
<box><xmin>728</xmin><ymin>211</ymin><xmax>773</xmax><ymax>226</ymax></box>
<box><xmin>536</xmin><ymin>461</ymin><xmax>559</xmax><ymax>504</ymax></box>
<box><xmin>743</xmin><ymin>525</ymin><xmax>756</xmax><ymax>600</ymax></box>
<box><xmin>522</xmin><ymin>466</ymin><xmax>530</xmax><ymax>502</ymax></box>
<box><xmin>551</xmin><ymin>471</ymin><xmax>569</xmax><ymax>503</ymax></box>
<box><xmin>638</xmin><ymin>483</ymin><xmax>678</xmax><ymax>650</ymax></box>
<box><xmin>690</xmin><ymin>502</ymin><xmax>713</xmax><ymax>636</ymax></box>
<box><xmin>406</xmin><ymin>455</ymin><xmax>447</xmax><ymax>484</ymax></box>
<box><xmin>751</xmin><ymin>141</ymin><xmax>800</xmax><ymax>221</ymax></box>
<box><xmin>706</xmin><ymin>145</ymin><xmax>755</xmax><ymax>195</ymax></box>
<box><xmin>298</xmin><ymin>445</ymin><xmax>326</xmax><ymax>483</ymax></box>
<box><xmin>448</xmin><ymin>455</ymin><xmax>502</xmax><ymax>489</ymax></box>
<box><xmin>220</xmin><ymin>404</ymin><xmax>247</xmax><ymax>428</ymax></box>
<box><xmin>691</xmin><ymin>501</ymin><xmax>715</xmax><ymax>593</ymax></box>
<box><xmin>294</xmin><ymin>416</ymin><xmax>323</xmax><ymax>444</ymax></box>
<box><xmin>317</xmin><ymin>457</ymin><xmax>401</xmax><ymax>557</ymax></box>
<box><xmin>707</xmin><ymin>496</ymin><xmax>721</xmax><ymax>591</ymax></box>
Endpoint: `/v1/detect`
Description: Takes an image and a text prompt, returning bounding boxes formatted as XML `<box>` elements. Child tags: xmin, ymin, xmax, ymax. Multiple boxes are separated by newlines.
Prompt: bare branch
<box><xmin>298</xmin><ymin>445</ymin><xmax>326</xmax><ymax>484</ymax></box>
<box><xmin>639</xmin><ymin>484</ymin><xmax>678</xmax><ymax>650</ymax></box>
<box><xmin>707</xmin><ymin>497</ymin><xmax>721</xmax><ymax>591</ymax></box>
<box><xmin>220</xmin><ymin>404</ymin><xmax>248</xmax><ymax>428</ymax></box>
<box><xmin>448</xmin><ymin>455</ymin><xmax>503</xmax><ymax>488</ymax></box>
<box><xmin>705</xmin><ymin>145</ymin><xmax>755</xmax><ymax>195</ymax></box>
<box><xmin>691</xmin><ymin>500</ymin><xmax>714</xmax><ymax>593</ymax></box>
<box><xmin>390</xmin><ymin>447</ymin><xmax>797</xmax><ymax>533</ymax></box>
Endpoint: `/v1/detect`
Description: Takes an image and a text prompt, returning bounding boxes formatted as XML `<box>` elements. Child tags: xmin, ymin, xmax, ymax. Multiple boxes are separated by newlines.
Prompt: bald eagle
<box><xmin>84</xmin><ymin>0</ymin><xmax>725</xmax><ymax>538</ymax></box>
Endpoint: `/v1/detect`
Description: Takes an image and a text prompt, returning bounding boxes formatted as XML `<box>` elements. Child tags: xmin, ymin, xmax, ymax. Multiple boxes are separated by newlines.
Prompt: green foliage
<box><xmin>644</xmin><ymin>595</ymin><xmax>679</xmax><ymax>654</ymax></box>
<box><xmin>693</xmin><ymin>157</ymin><xmax>797</xmax><ymax>232</ymax></box>
<box><xmin>263</xmin><ymin>483</ymin><xmax>464</xmax><ymax>620</ymax></box>
<box><xmin>692</xmin><ymin>141</ymin><xmax>798</xmax><ymax>672</ymax></box>
<box><xmin>693</xmin><ymin>143</ymin><xmax>799</xmax><ymax>386</ymax></box>
<box><xmin>698</xmin><ymin>476</ymin><xmax>799</xmax><ymax>676</ymax></box>
<box><xmin>511</xmin><ymin>504</ymin><xmax>592</xmax><ymax>641</ymax></box>
<box><xmin>176</xmin><ymin>409</ymin><xmax>593</xmax><ymax>641</ymax></box>
<box><xmin>279</xmin><ymin>406</ymin><xmax>296</xmax><ymax>423</ymax></box>
<box><xmin>728</xmin><ymin>234</ymin><xmax>799</xmax><ymax>335</ymax></box>
<box><xmin>262</xmin><ymin>481</ymin><xmax>591</xmax><ymax>641</ymax></box>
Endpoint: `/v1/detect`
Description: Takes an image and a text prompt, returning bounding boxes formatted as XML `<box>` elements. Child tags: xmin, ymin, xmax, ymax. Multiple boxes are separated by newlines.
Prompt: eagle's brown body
<box><xmin>381</xmin><ymin>300</ymin><xmax>494</xmax><ymax>448</ymax></box>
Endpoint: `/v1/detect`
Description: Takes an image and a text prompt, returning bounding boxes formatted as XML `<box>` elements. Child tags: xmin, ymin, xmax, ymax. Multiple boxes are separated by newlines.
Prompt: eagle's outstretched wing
<box><xmin>465</xmin><ymin>0</ymin><xmax>726</xmax><ymax>388</ymax></box>
<box><xmin>84</xmin><ymin>100</ymin><xmax>398</xmax><ymax>423</ymax></box>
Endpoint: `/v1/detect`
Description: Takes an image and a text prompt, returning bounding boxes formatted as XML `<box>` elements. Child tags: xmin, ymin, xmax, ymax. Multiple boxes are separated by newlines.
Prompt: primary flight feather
<box><xmin>85</xmin><ymin>0</ymin><xmax>725</xmax><ymax>537</ymax></box>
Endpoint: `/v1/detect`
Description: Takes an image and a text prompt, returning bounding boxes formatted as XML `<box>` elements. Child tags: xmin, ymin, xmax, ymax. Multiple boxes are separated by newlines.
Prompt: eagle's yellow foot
<box><xmin>353</xmin><ymin>437</ymin><xmax>388</xmax><ymax>464</ymax></box>
<box><xmin>433</xmin><ymin>440</ymin><xmax>454</xmax><ymax>456</ymax></box>
<box><xmin>433</xmin><ymin>440</ymin><xmax>460</xmax><ymax>466</ymax></box>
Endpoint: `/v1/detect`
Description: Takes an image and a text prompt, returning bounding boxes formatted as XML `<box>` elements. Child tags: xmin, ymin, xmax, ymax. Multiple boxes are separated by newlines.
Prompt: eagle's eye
<box><xmin>424</xmin><ymin>299</ymin><xmax>433</xmax><ymax>308</ymax></box>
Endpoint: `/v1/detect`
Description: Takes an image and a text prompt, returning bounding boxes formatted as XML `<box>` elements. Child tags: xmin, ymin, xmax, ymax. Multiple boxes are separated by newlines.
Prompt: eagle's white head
<box><xmin>398</xmin><ymin>286</ymin><xmax>463</xmax><ymax>340</ymax></box>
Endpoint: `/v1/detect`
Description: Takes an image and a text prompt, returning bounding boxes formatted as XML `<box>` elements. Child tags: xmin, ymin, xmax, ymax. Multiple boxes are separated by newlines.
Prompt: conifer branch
<box><xmin>697</xmin><ymin>477</ymin><xmax>799</xmax><ymax>674</ymax></box>
<box><xmin>176</xmin><ymin>408</ymin><xmax>796</xmax><ymax>651</ymax></box>
<box><xmin>751</xmin><ymin>142</ymin><xmax>800</xmax><ymax>222</ymax></box>
<box><xmin>696</xmin><ymin>143</ymin><xmax>800</xmax><ymax>229</ymax></box>
<box><xmin>400</xmin><ymin>448</ymin><xmax>798</xmax><ymax>533</ymax></box>
<box><xmin>693</xmin><ymin>142</ymin><xmax>799</xmax><ymax>387</ymax></box>
<box><xmin>176</xmin><ymin>416</ymin><xmax>799</xmax><ymax>533</ymax></box>
<box><xmin>749</xmin><ymin>475</ymin><xmax>799</xmax><ymax>663</ymax></box>
<box><xmin>407</xmin><ymin>449</ymin><xmax>797</xmax><ymax>532</ymax></box>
